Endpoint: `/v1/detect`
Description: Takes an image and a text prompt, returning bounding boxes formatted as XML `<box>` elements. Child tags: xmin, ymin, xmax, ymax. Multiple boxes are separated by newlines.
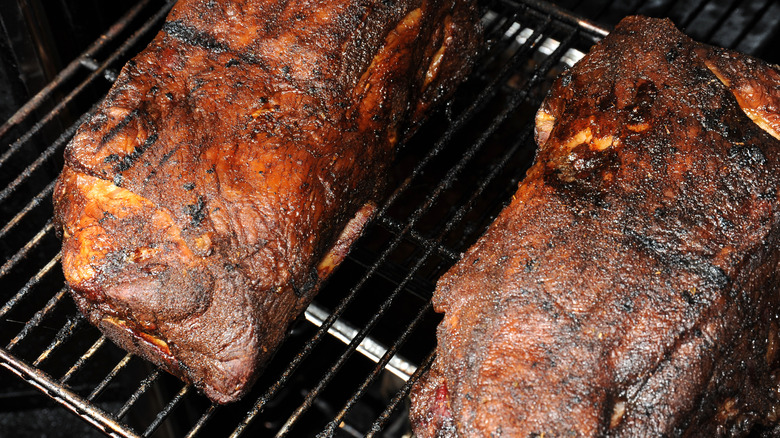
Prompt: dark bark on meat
<box><xmin>53</xmin><ymin>0</ymin><xmax>480</xmax><ymax>403</ymax></box>
<box><xmin>410</xmin><ymin>16</ymin><xmax>780</xmax><ymax>437</ymax></box>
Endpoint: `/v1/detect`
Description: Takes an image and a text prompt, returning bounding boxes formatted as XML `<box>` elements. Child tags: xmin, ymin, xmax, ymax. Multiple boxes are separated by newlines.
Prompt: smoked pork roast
<box><xmin>410</xmin><ymin>16</ymin><xmax>780</xmax><ymax>436</ymax></box>
<box><xmin>53</xmin><ymin>0</ymin><xmax>480</xmax><ymax>403</ymax></box>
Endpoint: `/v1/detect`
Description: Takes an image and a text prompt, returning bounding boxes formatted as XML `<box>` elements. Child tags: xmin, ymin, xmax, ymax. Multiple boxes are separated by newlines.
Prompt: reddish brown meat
<box><xmin>410</xmin><ymin>16</ymin><xmax>780</xmax><ymax>436</ymax></box>
<box><xmin>53</xmin><ymin>0</ymin><xmax>480</xmax><ymax>403</ymax></box>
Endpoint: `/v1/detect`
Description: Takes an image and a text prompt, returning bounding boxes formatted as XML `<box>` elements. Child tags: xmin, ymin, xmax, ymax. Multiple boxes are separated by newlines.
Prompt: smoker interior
<box><xmin>0</xmin><ymin>0</ymin><xmax>778</xmax><ymax>436</ymax></box>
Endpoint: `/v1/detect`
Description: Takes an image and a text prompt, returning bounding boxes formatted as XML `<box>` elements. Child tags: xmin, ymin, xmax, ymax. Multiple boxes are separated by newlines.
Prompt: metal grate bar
<box><xmin>60</xmin><ymin>336</ymin><xmax>108</xmax><ymax>385</ymax></box>
<box><xmin>482</xmin><ymin>9</ymin><xmax>524</xmax><ymax>49</ymax></box>
<box><xmin>304</xmin><ymin>303</ymin><xmax>418</xmax><ymax>381</ymax></box>
<box><xmin>88</xmin><ymin>353</ymin><xmax>133</xmax><ymax>401</ymax></box>
<box><xmin>711</xmin><ymin>0</ymin><xmax>773</xmax><ymax>49</ymax></box>
<box><xmin>0</xmin><ymin>347</ymin><xmax>141</xmax><ymax>438</ymax></box>
<box><xmin>0</xmin><ymin>0</ymin><xmax>154</xmax><ymax>140</ymax></box>
<box><xmin>698</xmin><ymin>0</ymin><xmax>744</xmax><ymax>42</ymax></box>
<box><xmin>374</xmin><ymin>125</ymin><xmax>536</xmax><ymax>301</ymax></box>
<box><xmin>381</xmin><ymin>28</ymin><xmax>575</xmax><ymax>257</ymax></box>
<box><xmin>33</xmin><ymin>314</ymin><xmax>86</xmax><ymax>367</ymax></box>
<box><xmin>115</xmin><ymin>368</ymin><xmax>163</xmax><ymax>420</ymax></box>
<box><xmin>0</xmin><ymin>111</ymin><xmax>88</xmax><ymax>203</ymax></box>
<box><xmin>345</xmin><ymin>248</ymin><xmax>437</xmax><ymax>302</ymax></box>
<box><xmin>233</xmin><ymin>166</ymin><xmax>434</xmax><ymax>434</ymax></box>
<box><xmin>184</xmin><ymin>404</ymin><xmax>218</xmax><ymax>438</ymax></box>
<box><xmin>450</xmin><ymin>124</ymin><xmax>537</xmax><ymax>250</ymax></box>
<box><xmin>0</xmin><ymin>253</ymin><xmax>60</xmax><ymax>319</ymax></box>
<box><xmin>367</xmin><ymin>351</ymin><xmax>436</xmax><ymax>438</ymax></box>
<box><xmin>6</xmin><ymin>286</ymin><xmax>68</xmax><ymax>350</ymax></box>
<box><xmin>473</xmin><ymin>9</ymin><xmax>527</xmax><ymax>74</ymax></box>
<box><xmin>79</xmin><ymin>58</ymin><xmax>121</xmax><ymax>82</ymax></box>
<box><xmin>377</xmin><ymin>20</ymin><xmax>552</xmax><ymax>220</ymax></box>
<box><xmin>321</xmin><ymin>300</ymin><xmax>434</xmax><ymax>436</ymax></box>
<box><xmin>476</xmin><ymin>11</ymin><xmax>549</xmax><ymax>66</ymax></box>
<box><xmin>0</xmin><ymin>1</ymin><xmax>174</xmax><ymax>173</ymax></box>
<box><xmin>519</xmin><ymin>0</ymin><xmax>610</xmax><ymax>37</ymax></box>
<box><xmin>0</xmin><ymin>179</ymin><xmax>55</xmax><ymax>241</ymax></box>
<box><xmin>377</xmin><ymin>216</ymin><xmax>460</xmax><ymax>261</ymax></box>
<box><xmin>0</xmin><ymin>221</ymin><xmax>55</xmax><ymax>279</ymax></box>
<box><xmin>406</xmin><ymin>124</ymin><xmax>537</xmax><ymax>293</ymax></box>
<box><xmin>679</xmin><ymin>0</ymin><xmax>714</xmax><ymax>29</ymax></box>
<box><xmin>735</xmin><ymin>1</ymin><xmax>780</xmax><ymax>54</ymax></box>
<box><xmin>141</xmin><ymin>384</ymin><xmax>191</xmax><ymax>438</ymax></box>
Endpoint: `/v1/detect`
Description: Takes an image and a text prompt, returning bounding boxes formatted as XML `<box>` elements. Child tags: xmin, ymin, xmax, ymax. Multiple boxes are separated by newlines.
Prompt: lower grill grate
<box><xmin>0</xmin><ymin>0</ymin><xmax>776</xmax><ymax>436</ymax></box>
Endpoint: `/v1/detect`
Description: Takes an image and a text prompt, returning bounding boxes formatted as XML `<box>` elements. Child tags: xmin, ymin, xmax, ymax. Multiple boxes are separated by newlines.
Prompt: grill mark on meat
<box><xmin>162</xmin><ymin>20</ymin><xmax>229</xmax><ymax>53</ymax></box>
<box><xmin>99</xmin><ymin>108</ymin><xmax>139</xmax><ymax>146</ymax></box>
<box><xmin>623</xmin><ymin>227</ymin><xmax>730</xmax><ymax>291</ymax></box>
<box><xmin>139</xmin><ymin>146</ymin><xmax>179</xmax><ymax>185</ymax></box>
<box><xmin>160</xmin><ymin>22</ymin><xmax>269</xmax><ymax>73</ymax></box>
<box><xmin>185</xmin><ymin>195</ymin><xmax>207</xmax><ymax>227</ymax></box>
<box><xmin>158</xmin><ymin>147</ymin><xmax>178</xmax><ymax>166</ymax></box>
<box><xmin>114</xmin><ymin>133</ymin><xmax>159</xmax><ymax>173</ymax></box>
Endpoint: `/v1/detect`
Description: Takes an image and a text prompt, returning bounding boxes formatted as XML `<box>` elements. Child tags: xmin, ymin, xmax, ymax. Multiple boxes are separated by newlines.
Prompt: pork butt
<box><xmin>410</xmin><ymin>16</ymin><xmax>780</xmax><ymax>436</ymax></box>
<box><xmin>54</xmin><ymin>0</ymin><xmax>481</xmax><ymax>403</ymax></box>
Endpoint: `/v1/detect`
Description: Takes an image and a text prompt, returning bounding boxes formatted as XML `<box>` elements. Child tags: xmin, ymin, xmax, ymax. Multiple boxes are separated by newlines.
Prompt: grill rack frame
<box><xmin>0</xmin><ymin>0</ymin><xmax>775</xmax><ymax>436</ymax></box>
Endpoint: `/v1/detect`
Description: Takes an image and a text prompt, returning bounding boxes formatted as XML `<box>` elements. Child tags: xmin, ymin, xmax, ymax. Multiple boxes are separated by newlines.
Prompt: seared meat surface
<box><xmin>54</xmin><ymin>0</ymin><xmax>480</xmax><ymax>403</ymax></box>
<box><xmin>410</xmin><ymin>17</ymin><xmax>780</xmax><ymax>436</ymax></box>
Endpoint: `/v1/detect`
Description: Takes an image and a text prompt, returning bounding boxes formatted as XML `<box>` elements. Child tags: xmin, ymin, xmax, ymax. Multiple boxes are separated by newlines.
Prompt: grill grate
<box><xmin>1</xmin><ymin>0</ymin><xmax>775</xmax><ymax>436</ymax></box>
<box><xmin>547</xmin><ymin>0</ymin><xmax>780</xmax><ymax>62</ymax></box>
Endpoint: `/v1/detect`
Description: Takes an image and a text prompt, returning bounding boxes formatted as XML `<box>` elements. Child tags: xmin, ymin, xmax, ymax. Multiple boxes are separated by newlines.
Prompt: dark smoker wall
<box><xmin>0</xmin><ymin>0</ymin><xmax>136</xmax><ymax>123</ymax></box>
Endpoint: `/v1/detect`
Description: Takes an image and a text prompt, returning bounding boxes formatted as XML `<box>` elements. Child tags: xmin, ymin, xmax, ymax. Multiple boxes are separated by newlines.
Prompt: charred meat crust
<box><xmin>410</xmin><ymin>16</ymin><xmax>780</xmax><ymax>437</ymax></box>
<box><xmin>54</xmin><ymin>0</ymin><xmax>481</xmax><ymax>403</ymax></box>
